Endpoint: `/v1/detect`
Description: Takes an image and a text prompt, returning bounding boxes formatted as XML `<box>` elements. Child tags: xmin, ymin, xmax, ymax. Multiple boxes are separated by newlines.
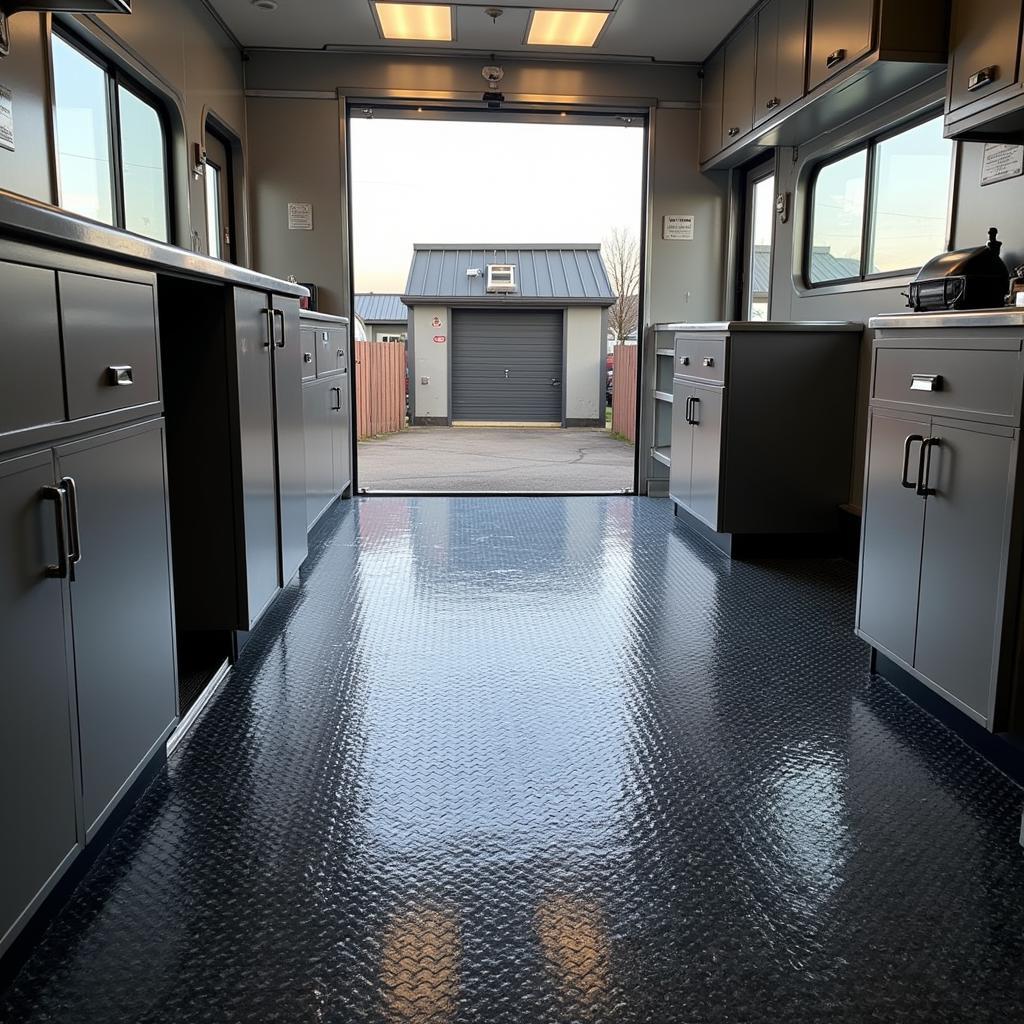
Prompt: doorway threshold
<box><xmin>359</xmin><ymin>489</ymin><xmax>632</xmax><ymax>498</ymax></box>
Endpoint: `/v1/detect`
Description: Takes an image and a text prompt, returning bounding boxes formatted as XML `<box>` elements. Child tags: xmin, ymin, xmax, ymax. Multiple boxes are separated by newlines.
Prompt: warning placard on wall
<box><xmin>663</xmin><ymin>214</ymin><xmax>694</xmax><ymax>240</ymax></box>
<box><xmin>0</xmin><ymin>86</ymin><xmax>14</xmax><ymax>153</ymax></box>
<box><xmin>287</xmin><ymin>202</ymin><xmax>314</xmax><ymax>230</ymax></box>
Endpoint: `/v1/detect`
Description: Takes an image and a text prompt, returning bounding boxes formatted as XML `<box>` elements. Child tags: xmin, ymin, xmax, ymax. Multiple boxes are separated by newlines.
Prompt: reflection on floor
<box><xmin>3</xmin><ymin>497</ymin><xmax>1024</xmax><ymax>1023</ymax></box>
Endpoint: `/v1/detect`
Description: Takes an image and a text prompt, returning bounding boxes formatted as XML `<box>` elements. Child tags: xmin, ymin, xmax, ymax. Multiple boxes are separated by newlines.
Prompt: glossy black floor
<box><xmin>4</xmin><ymin>496</ymin><xmax>1024</xmax><ymax>1023</ymax></box>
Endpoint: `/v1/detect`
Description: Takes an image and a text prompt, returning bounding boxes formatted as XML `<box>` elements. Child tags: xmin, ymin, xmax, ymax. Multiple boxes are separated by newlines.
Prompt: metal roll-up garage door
<box><xmin>451</xmin><ymin>309</ymin><xmax>563</xmax><ymax>423</ymax></box>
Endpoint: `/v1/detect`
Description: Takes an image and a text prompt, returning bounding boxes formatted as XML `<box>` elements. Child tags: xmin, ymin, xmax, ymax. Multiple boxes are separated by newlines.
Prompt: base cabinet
<box><xmin>303</xmin><ymin>375</ymin><xmax>352</xmax><ymax>530</ymax></box>
<box><xmin>857</xmin><ymin>322</ymin><xmax>1024</xmax><ymax>731</ymax></box>
<box><xmin>0</xmin><ymin>419</ymin><xmax>177</xmax><ymax>956</ymax></box>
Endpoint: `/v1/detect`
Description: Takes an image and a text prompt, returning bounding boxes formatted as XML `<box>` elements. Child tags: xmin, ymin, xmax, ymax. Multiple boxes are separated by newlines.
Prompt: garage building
<box><xmin>402</xmin><ymin>244</ymin><xmax>616</xmax><ymax>426</ymax></box>
<box><xmin>353</xmin><ymin>293</ymin><xmax>409</xmax><ymax>343</ymax></box>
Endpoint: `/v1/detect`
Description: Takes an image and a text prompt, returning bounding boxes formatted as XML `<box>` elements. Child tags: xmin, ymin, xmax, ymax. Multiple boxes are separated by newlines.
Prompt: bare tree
<box><xmin>603</xmin><ymin>227</ymin><xmax>640</xmax><ymax>342</ymax></box>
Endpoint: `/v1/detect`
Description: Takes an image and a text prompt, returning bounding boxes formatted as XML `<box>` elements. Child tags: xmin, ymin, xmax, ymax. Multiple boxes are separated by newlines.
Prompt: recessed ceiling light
<box><xmin>252</xmin><ymin>0</ymin><xmax>278</xmax><ymax>9</ymax></box>
<box><xmin>526</xmin><ymin>9</ymin><xmax>609</xmax><ymax>47</ymax></box>
<box><xmin>374</xmin><ymin>3</ymin><xmax>453</xmax><ymax>42</ymax></box>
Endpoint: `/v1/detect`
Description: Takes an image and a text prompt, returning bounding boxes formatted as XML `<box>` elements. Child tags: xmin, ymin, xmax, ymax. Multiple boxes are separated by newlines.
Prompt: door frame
<box><xmin>343</xmin><ymin>99</ymin><xmax>650</xmax><ymax>495</ymax></box>
<box><xmin>735</xmin><ymin>153</ymin><xmax>777</xmax><ymax>320</ymax></box>
<box><xmin>203</xmin><ymin>111</ymin><xmax>243</xmax><ymax>266</ymax></box>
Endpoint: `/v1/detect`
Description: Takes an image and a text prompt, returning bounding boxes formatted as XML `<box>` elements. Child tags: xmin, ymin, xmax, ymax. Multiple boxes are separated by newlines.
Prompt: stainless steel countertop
<box><xmin>0</xmin><ymin>190</ymin><xmax>309</xmax><ymax>298</ymax></box>
<box><xmin>870</xmin><ymin>309</ymin><xmax>1024</xmax><ymax>330</ymax></box>
<box><xmin>300</xmin><ymin>310</ymin><xmax>349</xmax><ymax>326</ymax></box>
<box><xmin>654</xmin><ymin>321</ymin><xmax>864</xmax><ymax>333</ymax></box>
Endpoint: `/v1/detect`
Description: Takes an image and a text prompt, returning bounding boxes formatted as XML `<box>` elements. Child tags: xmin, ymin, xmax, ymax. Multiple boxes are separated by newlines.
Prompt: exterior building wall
<box><xmin>411</xmin><ymin>304</ymin><xmax>450</xmax><ymax>424</ymax></box>
<box><xmin>371</xmin><ymin>323</ymin><xmax>408</xmax><ymax>343</ymax></box>
<box><xmin>565</xmin><ymin>306</ymin><xmax>605</xmax><ymax>426</ymax></box>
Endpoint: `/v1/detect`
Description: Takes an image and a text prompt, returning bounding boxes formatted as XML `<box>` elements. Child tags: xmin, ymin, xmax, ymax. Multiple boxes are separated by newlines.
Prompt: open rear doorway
<box><xmin>347</xmin><ymin>107</ymin><xmax>646</xmax><ymax>494</ymax></box>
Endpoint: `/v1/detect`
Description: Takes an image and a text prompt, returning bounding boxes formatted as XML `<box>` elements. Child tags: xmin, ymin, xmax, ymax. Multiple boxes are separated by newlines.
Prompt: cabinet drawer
<box><xmin>0</xmin><ymin>261</ymin><xmax>65</xmax><ymax>435</ymax></box>
<box><xmin>315</xmin><ymin>327</ymin><xmax>348</xmax><ymax>377</ymax></box>
<box><xmin>674</xmin><ymin>334</ymin><xmax>727</xmax><ymax>384</ymax></box>
<box><xmin>873</xmin><ymin>346</ymin><xmax>1023</xmax><ymax>421</ymax></box>
<box><xmin>60</xmin><ymin>272</ymin><xmax>159</xmax><ymax>420</ymax></box>
<box><xmin>300</xmin><ymin>327</ymin><xmax>317</xmax><ymax>381</ymax></box>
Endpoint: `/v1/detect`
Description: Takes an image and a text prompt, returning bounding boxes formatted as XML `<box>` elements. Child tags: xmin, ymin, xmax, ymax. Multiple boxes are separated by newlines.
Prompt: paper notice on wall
<box><xmin>287</xmin><ymin>202</ymin><xmax>314</xmax><ymax>230</ymax></box>
<box><xmin>980</xmin><ymin>143</ymin><xmax>1024</xmax><ymax>186</ymax></box>
<box><xmin>663</xmin><ymin>214</ymin><xmax>694</xmax><ymax>240</ymax></box>
<box><xmin>0</xmin><ymin>86</ymin><xmax>14</xmax><ymax>153</ymax></box>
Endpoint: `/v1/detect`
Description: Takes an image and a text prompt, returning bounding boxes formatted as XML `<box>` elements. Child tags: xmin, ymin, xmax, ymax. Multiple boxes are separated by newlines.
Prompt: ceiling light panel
<box><xmin>374</xmin><ymin>3</ymin><xmax>454</xmax><ymax>41</ymax></box>
<box><xmin>526</xmin><ymin>9</ymin><xmax>610</xmax><ymax>47</ymax></box>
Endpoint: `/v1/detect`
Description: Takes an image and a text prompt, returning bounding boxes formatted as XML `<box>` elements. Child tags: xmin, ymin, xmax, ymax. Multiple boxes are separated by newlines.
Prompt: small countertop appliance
<box><xmin>905</xmin><ymin>228</ymin><xmax>1010</xmax><ymax>313</ymax></box>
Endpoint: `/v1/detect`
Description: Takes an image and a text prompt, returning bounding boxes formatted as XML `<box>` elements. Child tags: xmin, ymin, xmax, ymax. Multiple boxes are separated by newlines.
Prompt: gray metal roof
<box><xmin>402</xmin><ymin>244</ymin><xmax>617</xmax><ymax>306</ymax></box>
<box><xmin>354</xmin><ymin>293</ymin><xmax>408</xmax><ymax>324</ymax></box>
<box><xmin>751</xmin><ymin>245</ymin><xmax>861</xmax><ymax>294</ymax></box>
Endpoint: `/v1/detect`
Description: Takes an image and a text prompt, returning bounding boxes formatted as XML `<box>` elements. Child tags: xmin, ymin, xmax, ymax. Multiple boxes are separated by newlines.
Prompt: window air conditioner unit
<box><xmin>487</xmin><ymin>264</ymin><xmax>517</xmax><ymax>293</ymax></box>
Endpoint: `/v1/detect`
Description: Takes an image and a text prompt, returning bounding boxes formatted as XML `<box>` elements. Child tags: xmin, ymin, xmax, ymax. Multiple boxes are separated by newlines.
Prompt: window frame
<box><xmin>50</xmin><ymin>25</ymin><xmax>174</xmax><ymax>243</ymax></box>
<box><xmin>803</xmin><ymin>110</ymin><xmax>955</xmax><ymax>290</ymax></box>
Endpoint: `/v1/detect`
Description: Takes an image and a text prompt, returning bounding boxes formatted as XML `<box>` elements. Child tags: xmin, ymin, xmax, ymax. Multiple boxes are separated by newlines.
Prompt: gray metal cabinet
<box><xmin>857</xmin><ymin>410</ymin><xmax>930</xmax><ymax>665</ymax></box>
<box><xmin>722</xmin><ymin>18</ymin><xmax>757</xmax><ymax>145</ymax></box>
<box><xmin>0</xmin><ymin>450</ymin><xmax>81</xmax><ymax>959</ymax></box>
<box><xmin>303</xmin><ymin>377</ymin><xmax>336</xmax><ymax>530</ymax></box>
<box><xmin>699</xmin><ymin>47</ymin><xmax>726</xmax><ymax>165</ymax></box>
<box><xmin>667</xmin><ymin>322</ymin><xmax>861</xmax><ymax>553</ymax></box>
<box><xmin>232</xmin><ymin>287</ymin><xmax>281</xmax><ymax>626</ymax></box>
<box><xmin>947</xmin><ymin>0</ymin><xmax>1023</xmax><ymax>117</ymax></box>
<box><xmin>858</xmin><ymin>317</ymin><xmax>1024</xmax><ymax>731</ymax></box>
<box><xmin>0</xmin><ymin>261</ymin><xmax>64</xmax><ymax>435</ymax></box>
<box><xmin>807</xmin><ymin>0</ymin><xmax>875</xmax><ymax>91</ymax></box>
<box><xmin>56</xmin><ymin>419</ymin><xmax>177</xmax><ymax>837</ymax></box>
<box><xmin>332</xmin><ymin>377</ymin><xmax>352</xmax><ymax>497</ymax></box>
<box><xmin>754</xmin><ymin>0</ymin><xmax>809</xmax><ymax>126</ymax></box>
<box><xmin>272</xmin><ymin>296</ymin><xmax>308</xmax><ymax>587</ymax></box>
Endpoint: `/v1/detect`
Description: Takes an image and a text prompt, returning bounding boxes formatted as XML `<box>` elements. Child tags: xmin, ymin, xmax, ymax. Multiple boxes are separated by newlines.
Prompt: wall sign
<box><xmin>431</xmin><ymin>316</ymin><xmax>444</xmax><ymax>329</ymax></box>
<box><xmin>663</xmin><ymin>214</ymin><xmax>694</xmax><ymax>240</ymax></box>
<box><xmin>287</xmin><ymin>202</ymin><xmax>314</xmax><ymax>230</ymax></box>
<box><xmin>433</xmin><ymin>335</ymin><xmax>447</xmax><ymax>344</ymax></box>
<box><xmin>0</xmin><ymin>85</ymin><xmax>13</xmax><ymax>153</ymax></box>
<box><xmin>980</xmin><ymin>143</ymin><xmax>1024</xmax><ymax>186</ymax></box>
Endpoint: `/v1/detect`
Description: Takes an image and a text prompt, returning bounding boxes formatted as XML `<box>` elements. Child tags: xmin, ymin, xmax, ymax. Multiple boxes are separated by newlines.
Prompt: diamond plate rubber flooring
<box><xmin>4</xmin><ymin>496</ymin><xmax>1024</xmax><ymax>1023</ymax></box>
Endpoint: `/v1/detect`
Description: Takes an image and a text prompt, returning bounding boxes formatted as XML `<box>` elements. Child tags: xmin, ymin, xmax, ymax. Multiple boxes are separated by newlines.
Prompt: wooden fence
<box><xmin>611</xmin><ymin>343</ymin><xmax>638</xmax><ymax>444</ymax></box>
<box><xmin>354</xmin><ymin>340</ymin><xmax>406</xmax><ymax>440</ymax></box>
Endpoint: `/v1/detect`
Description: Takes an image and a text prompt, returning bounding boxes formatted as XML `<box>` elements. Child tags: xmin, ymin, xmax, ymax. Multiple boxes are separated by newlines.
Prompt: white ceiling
<box><xmin>206</xmin><ymin>0</ymin><xmax>753</xmax><ymax>63</ymax></box>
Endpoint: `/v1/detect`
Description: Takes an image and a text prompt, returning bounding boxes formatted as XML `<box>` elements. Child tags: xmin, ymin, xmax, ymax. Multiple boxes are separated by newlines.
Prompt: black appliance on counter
<box><xmin>905</xmin><ymin>227</ymin><xmax>1010</xmax><ymax>312</ymax></box>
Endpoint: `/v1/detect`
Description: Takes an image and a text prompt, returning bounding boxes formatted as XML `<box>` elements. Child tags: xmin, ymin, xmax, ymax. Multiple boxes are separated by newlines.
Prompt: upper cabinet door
<box><xmin>947</xmin><ymin>0</ymin><xmax>1023</xmax><ymax>115</ymax></box>
<box><xmin>754</xmin><ymin>0</ymin><xmax>781</xmax><ymax>127</ymax></box>
<box><xmin>754</xmin><ymin>0</ymin><xmax>809</xmax><ymax>127</ymax></box>
<box><xmin>807</xmin><ymin>0</ymin><xmax>876</xmax><ymax>92</ymax></box>
<box><xmin>722</xmin><ymin>18</ymin><xmax>758</xmax><ymax>144</ymax></box>
<box><xmin>699</xmin><ymin>48</ymin><xmax>725</xmax><ymax>164</ymax></box>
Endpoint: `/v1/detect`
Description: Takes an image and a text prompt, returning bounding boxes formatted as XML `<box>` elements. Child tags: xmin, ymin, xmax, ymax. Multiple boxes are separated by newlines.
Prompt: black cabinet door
<box><xmin>807</xmin><ymin>0</ymin><xmax>875</xmax><ymax>92</ymax></box>
<box><xmin>57</xmin><ymin>420</ymin><xmax>177</xmax><ymax>838</ymax></box>
<box><xmin>777</xmin><ymin>0</ymin><xmax>810</xmax><ymax>112</ymax></box>
<box><xmin>699</xmin><ymin>48</ymin><xmax>726</xmax><ymax>163</ymax></box>
<box><xmin>232</xmin><ymin>287</ymin><xmax>279</xmax><ymax>627</ymax></box>
<box><xmin>0</xmin><ymin>450</ymin><xmax>81</xmax><ymax>957</ymax></box>
<box><xmin>332</xmin><ymin>374</ymin><xmax>352</xmax><ymax>497</ymax></box>
<box><xmin>303</xmin><ymin>379</ymin><xmax>335</xmax><ymax>530</ymax></box>
<box><xmin>273</xmin><ymin>296</ymin><xmax>308</xmax><ymax>585</ymax></box>
<box><xmin>722</xmin><ymin>18</ymin><xmax>757</xmax><ymax>143</ymax></box>
<box><xmin>947</xmin><ymin>0</ymin><xmax>1023</xmax><ymax>115</ymax></box>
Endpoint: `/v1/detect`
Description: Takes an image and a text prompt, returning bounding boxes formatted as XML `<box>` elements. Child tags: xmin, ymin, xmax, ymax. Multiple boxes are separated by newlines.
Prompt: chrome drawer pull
<box><xmin>703</xmin><ymin>357</ymin><xmax>715</xmax><ymax>368</ymax></box>
<box><xmin>901</xmin><ymin>435</ymin><xmax>924</xmax><ymax>489</ymax></box>
<box><xmin>910</xmin><ymin>373</ymin><xmax>942</xmax><ymax>392</ymax></box>
<box><xmin>107</xmin><ymin>365</ymin><xmax>134</xmax><ymax>386</ymax></box>
<box><xmin>727</xmin><ymin>126</ymin><xmax>741</xmax><ymax>137</ymax></box>
<box><xmin>303</xmin><ymin>352</ymin><xmax>314</xmax><ymax>364</ymax></box>
<box><xmin>826</xmin><ymin>48</ymin><xmax>846</xmax><ymax>69</ymax></box>
<box><xmin>968</xmin><ymin>66</ymin><xmax>996</xmax><ymax>91</ymax></box>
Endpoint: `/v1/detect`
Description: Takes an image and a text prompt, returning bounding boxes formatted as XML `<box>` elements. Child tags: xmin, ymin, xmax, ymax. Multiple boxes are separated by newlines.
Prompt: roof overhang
<box><xmin>402</xmin><ymin>295</ymin><xmax>616</xmax><ymax>308</ymax></box>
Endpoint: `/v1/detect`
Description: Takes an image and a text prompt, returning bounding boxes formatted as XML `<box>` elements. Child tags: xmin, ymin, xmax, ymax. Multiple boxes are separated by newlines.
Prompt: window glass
<box><xmin>868</xmin><ymin>117</ymin><xmax>952</xmax><ymax>274</ymax></box>
<box><xmin>118</xmin><ymin>85</ymin><xmax>169</xmax><ymax>242</ymax></box>
<box><xmin>51</xmin><ymin>33</ymin><xmax>115</xmax><ymax>226</ymax></box>
<box><xmin>809</xmin><ymin>149</ymin><xmax>866</xmax><ymax>284</ymax></box>
<box><xmin>205</xmin><ymin>161</ymin><xmax>222</xmax><ymax>259</ymax></box>
<box><xmin>746</xmin><ymin>173</ymin><xmax>775</xmax><ymax>320</ymax></box>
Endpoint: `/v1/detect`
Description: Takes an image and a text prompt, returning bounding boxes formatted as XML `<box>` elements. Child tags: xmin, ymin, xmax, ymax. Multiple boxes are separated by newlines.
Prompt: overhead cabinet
<box><xmin>858</xmin><ymin>315</ymin><xmax>1024</xmax><ymax>731</ymax></box>
<box><xmin>943</xmin><ymin>0</ymin><xmax>1024</xmax><ymax>140</ymax></box>
<box><xmin>699</xmin><ymin>0</ymin><xmax>948</xmax><ymax>169</ymax></box>
<box><xmin>667</xmin><ymin>322</ymin><xmax>861</xmax><ymax>555</ymax></box>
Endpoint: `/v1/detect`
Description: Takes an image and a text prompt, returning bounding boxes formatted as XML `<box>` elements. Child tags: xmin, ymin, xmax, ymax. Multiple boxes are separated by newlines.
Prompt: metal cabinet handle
<box><xmin>901</xmin><ymin>434</ymin><xmax>924</xmax><ymax>489</ymax></box>
<box><xmin>331</xmin><ymin>387</ymin><xmax>342</xmax><ymax>411</ymax></box>
<box><xmin>61</xmin><ymin>476</ymin><xmax>82</xmax><ymax>574</ymax></box>
<box><xmin>107</xmin><ymin>365</ymin><xmax>134</xmax><ymax>387</ymax></box>
<box><xmin>262</xmin><ymin>308</ymin><xmax>273</xmax><ymax>349</ymax></box>
<box><xmin>826</xmin><ymin>48</ymin><xmax>846</xmax><ymax>69</ymax></box>
<box><xmin>766</xmin><ymin>97</ymin><xmax>781</xmax><ymax>110</ymax></box>
<box><xmin>690</xmin><ymin>396</ymin><xmax>701</xmax><ymax>426</ymax></box>
<box><xmin>968</xmin><ymin>66</ymin><xmax>996</xmax><ymax>91</ymax></box>
<box><xmin>303</xmin><ymin>352</ymin><xmax>313</xmax><ymax>364</ymax></box>
<box><xmin>917</xmin><ymin>437</ymin><xmax>940</xmax><ymax>497</ymax></box>
<box><xmin>703</xmin><ymin>357</ymin><xmax>715</xmax><ymax>368</ymax></box>
<box><xmin>41</xmin><ymin>485</ymin><xmax>69</xmax><ymax>579</ymax></box>
<box><xmin>273</xmin><ymin>308</ymin><xmax>286</xmax><ymax>348</ymax></box>
<box><xmin>679</xmin><ymin>356</ymin><xmax>690</xmax><ymax>367</ymax></box>
<box><xmin>684</xmin><ymin>396</ymin><xmax>693</xmax><ymax>424</ymax></box>
<box><xmin>727</xmin><ymin>126</ymin><xmax>741</xmax><ymax>137</ymax></box>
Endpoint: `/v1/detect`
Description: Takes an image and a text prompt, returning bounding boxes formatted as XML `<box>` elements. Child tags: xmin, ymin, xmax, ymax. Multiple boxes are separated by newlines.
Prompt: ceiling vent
<box><xmin>486</xmin><ymin>264</ymin><xmax>517</xmax><ymax>293</ymax></box>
